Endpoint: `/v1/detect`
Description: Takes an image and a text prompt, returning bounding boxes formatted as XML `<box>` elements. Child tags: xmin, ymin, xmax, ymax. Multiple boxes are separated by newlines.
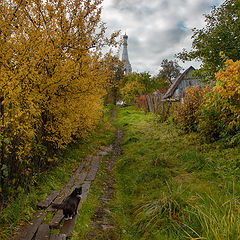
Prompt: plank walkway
<box><xmin>12</xmin><ymin>146</ymin><xmax>112</xmax><ymax>240</ymax></box>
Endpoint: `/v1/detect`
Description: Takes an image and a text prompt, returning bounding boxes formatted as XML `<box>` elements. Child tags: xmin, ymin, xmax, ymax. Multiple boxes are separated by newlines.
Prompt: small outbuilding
<box><xmin>163</xmin><ymin>66</ymin><xmax>202</xmax><ymax>101</ymax></box>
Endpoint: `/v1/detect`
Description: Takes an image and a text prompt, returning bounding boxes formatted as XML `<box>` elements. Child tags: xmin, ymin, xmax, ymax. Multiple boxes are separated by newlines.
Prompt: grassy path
<box><xmin>2</xmin><ymin>105</ymin><xmax>240</xmax><ymax>240</ymax></box>
<box><xmin>110</xmin><ymin>106</ymin><xmax>240</xmax><ymax>239</ymax></box>
<box><xmin>82</xmin><ymin>128</ymin><xmax>123</xmax><ymax>240</ymax></box>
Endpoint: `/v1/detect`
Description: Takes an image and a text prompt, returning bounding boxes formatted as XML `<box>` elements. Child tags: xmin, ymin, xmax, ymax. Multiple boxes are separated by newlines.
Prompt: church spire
<box><xmin>122</xmin><ymin>33</ymin><xmax>132</xmax><ymax>74</ymax></box>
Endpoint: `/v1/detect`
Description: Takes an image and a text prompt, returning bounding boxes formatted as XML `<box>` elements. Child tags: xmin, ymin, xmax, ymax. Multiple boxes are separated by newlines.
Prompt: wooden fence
<box><xmin>136</xmin><ymin>93</ymin><xmax>177</xmax><ymax>122</ymax></box>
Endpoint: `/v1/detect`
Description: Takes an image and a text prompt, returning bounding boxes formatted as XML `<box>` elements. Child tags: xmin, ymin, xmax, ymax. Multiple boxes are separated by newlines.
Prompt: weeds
<box><xmin>112</xmin><ymin>106</ymin><xmax>240</xmax><ymax>240</ymax></box>
<box><xmin>134</xmin><ymin>183</ymin><xmax>189</xmax><ymax>233</ymax></box>
<box><xmin>184</xmin><ymin>192</ymin><xmax>240</xmax><ymax>239</ymax></box>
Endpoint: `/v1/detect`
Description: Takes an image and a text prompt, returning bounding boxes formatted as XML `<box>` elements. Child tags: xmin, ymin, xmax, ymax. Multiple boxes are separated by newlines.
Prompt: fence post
<box><xmin>146</xmin><ymin>95</ymin><xmax>153</xmax><ymax>112</ymax></box>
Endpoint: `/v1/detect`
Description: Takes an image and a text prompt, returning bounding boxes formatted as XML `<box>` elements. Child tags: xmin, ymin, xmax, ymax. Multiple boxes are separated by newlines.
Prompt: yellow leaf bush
<box><xmin>174</xmin><ymin>59</ymin><xmax>240</xmax><ymax>142</ymax></box>
<box><xmin>198</xmin><ymin>59</ymin><xmax>240</xmax><ymax>141</ymax></box>
<box><xmin>0</xmin><ymin>0</ymin><xmax>119</xmax><ymax>195</ymax></box>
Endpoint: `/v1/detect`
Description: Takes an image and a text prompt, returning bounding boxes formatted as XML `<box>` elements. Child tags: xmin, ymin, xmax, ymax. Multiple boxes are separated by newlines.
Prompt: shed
<box><xmin>163</xmin><ymin>66</ymin><xmax>202</xmax><ymax>100</ymax></box>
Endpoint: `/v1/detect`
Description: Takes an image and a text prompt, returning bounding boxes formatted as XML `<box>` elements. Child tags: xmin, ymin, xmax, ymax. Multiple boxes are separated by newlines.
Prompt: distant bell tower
<box><xmin>122</xmin><ymin>33</ymin><xmax>132</xmax><ymax>74</ymax></box>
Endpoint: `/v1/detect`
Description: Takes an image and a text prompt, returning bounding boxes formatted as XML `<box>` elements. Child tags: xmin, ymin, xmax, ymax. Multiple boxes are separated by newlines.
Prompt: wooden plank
<box><xmin>12</xmin><ymin>157</ymin><xmax>91</xmax><ymax>240</ymax></box>
<box><xmin>59</xmin><ymin>215</ymin><xmax>77</xmax><ymax>237</ymax></box>
<box><xmin>81</xmin><ymin>181</ymin><xmax>92</xmax><ymax>202</ymax></box>
<box><xmin>97</xmin><ymin>151</ymin><xmax>108</xmax><ymax>156</ymax></box>
<box><xmin>85</xmin><ymin>156</ymin><xmax>99</xmax><ymax>181</ymax></box>
<box><xmin>101</xmin><ymin>145</ymin><xmax>113</xmax><ymax>152</ymax></box>
<box><xmin>51</xmin><ymin>156</ymin><xmax>91</xmax><ymax>206</ymax></box>
<box><xmin>49</xmin><ymin>234</ymin><xmax>66</xmax><ymax>240</ymax></box>
<box><xmin>49</xmin><ymin>158</ymin><xmax>91</xmax><ymax>229</ymax></box>
<box><xmin>12</xmin><ymin>210</ymin><xmax>47</xmax><ymax>240</ymax></box>
<box><xmin>49</xmin><ymin>210</ymin><xmax>63</xmax><ymax>229</ymax></box>
<box><xmin>35</xmin><ymin>224</ymin><xmax>50</xmax><ymax>240</ymax></box>
<box><xmin>37</xmin><ymin>190</ymin><xmax>60</xmax><ymax>209</ymax></box>
<box><xmin>50</xmin><ymin>170</ymin><xmax>88</xmax><ymax>228</ymax></box>
<box><xmin>52</xmin><ymin>162</ymin><xmax>85</xmax><ymax>205</ymax></box>
<box><xmin>83</xmin><ymin>156</ymin><xmax>92</xmax><ymax>171</ymax></box>
<box><xmin>70</xmin><ymin>171</ymin><xmax>87</xmax><ymax>191</ymax></box>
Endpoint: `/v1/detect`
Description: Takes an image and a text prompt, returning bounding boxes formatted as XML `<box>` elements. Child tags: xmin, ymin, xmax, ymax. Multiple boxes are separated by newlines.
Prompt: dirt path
<box><xmin>12</xmin><ymin>108</ymin><xmax>123</xmax><ymax>240</ymax></box>
<box><xmin>12</xmin><ymin>149</ymin><xmax>113</xmax><ymax>240</ymax></box>
<box><xmin>85</xmin><ymin>128</ymin><xmax>123</xmax><ymax>240</ymax></box>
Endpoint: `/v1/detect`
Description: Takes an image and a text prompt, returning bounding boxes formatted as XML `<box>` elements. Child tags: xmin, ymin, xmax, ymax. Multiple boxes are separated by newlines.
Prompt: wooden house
<box><xmin>163</xmin><ymin>66</ymin><xmax>202</xmax><ymax>101</ymax></box>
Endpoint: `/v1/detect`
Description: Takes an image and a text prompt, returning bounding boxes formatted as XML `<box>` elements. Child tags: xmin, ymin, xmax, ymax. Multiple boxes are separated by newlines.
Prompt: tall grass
<box><xmin>133</xmin><ymin>183</ymin><xmax>240</xmax><ymax>240</ymax></box>
<box><xmin>186</xmin><ymin>191</ymin><xmax>240</xmax><ymax>239</ymax></box>
<box><xmin>112</xmin><ymin>106</ymin><xmax>240</xmax><ymax>240</ymax></box>
<box><xmin>134</xmin><ymin>182</ymin><xmax>189</xmax><ymax>233</ymax></box>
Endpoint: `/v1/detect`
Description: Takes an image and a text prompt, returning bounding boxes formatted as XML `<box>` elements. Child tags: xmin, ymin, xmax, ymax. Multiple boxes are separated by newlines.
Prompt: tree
<box><xmin>104</xmin><ymin>55</ymin><xmax>124</xmax><ymax>104</ymax></box>
<box><xmin>120</xmin><ymin>73</ymin><xmax>146</xmax><ymax>103</ymax></box>
<box><xmin>0</xmin><ymin>0</ymin><xmax>120</xmax><ymax>198</ymax></box>
<box><xmin>177</xmin><ymin>0</ymin><xmax>240</xmax><ymax>81</ymax></box>
<box><xmin>158</xmin><ymin>59</ymin><xmax>182</xmax><ymax>84</ymax></box>
<box><xmin>151</xmin><ymin>75</ymin><xmax>170</xmax><ymax>94</ymax></box>
<box><xmin>120</xmin><ymin>72</ymin><xmax>161</xmax><ymax>103</ymax></box>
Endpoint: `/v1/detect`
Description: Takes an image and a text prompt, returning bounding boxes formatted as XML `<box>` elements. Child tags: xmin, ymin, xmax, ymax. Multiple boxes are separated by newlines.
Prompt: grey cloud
<box><xmin>102</xmin><ymin>0</ymin><xmax>225</xmax><ymax>75</ymax></box>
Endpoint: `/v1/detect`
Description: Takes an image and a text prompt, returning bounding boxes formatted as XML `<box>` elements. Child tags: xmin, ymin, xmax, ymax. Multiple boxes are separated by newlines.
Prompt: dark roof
<box><xmin>163</xmin><ymin>66</ymin><xmax>195</xmax><ymax>99</ymax></box>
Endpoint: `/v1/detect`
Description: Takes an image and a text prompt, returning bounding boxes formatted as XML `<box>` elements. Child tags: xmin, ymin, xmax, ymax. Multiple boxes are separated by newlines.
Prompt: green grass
<box><xmin>0</xmin><ymin>105</ymin><xmax>116</xmax><ymax>240</ymax></box>
<box><xmin>111</xmin><ymin>106</ymin><xmax>240</xmax><ymax>240</ymax></box>
<box><xmin>3</xmin><ymin>105</ymin><xmax>240</xmax><ymax>239</ymax></box>
<box><xmin>71</xmin><ymin>152</ymin><xmax>114</xmax><ymax>239</ymax></box>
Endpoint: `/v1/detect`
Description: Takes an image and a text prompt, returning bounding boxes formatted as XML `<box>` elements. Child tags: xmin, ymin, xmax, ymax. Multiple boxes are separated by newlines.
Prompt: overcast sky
<box><xmin>101</xmin><ymin>0</ymin><xmax>224</xmax><ymax>75</ymax></box>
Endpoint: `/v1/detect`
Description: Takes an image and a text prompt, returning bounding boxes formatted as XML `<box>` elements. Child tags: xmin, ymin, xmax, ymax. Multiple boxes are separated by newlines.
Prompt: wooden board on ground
<box><xmin>101</xmin><ymin>145</ymin><xmax>113</xmax><ymax>152</ymax></box>
<box><xmin>52</xmin><ymin>163</ymin><xmax>85</xmax><ymax>205</ymax></box>
<box><xmin>13</xmin><ymin>155</ymin><xmax>96</xmax><ymax>240</ymax></box>
<box><xmin>59</xmin><ymin>215</ymin><xmax>77</xmax><ymax>237</ymax></box>
<box><xmin>49</xmin><ymin>210</ymin><xmax>64</xmax><ymax>229</ymax></box>
<box><xmin>50</xmin><ymin>170</ymin><xmax>88</xmax><ymax>228</ymax></box>
<box><xmin>35</xmin><ymin>224</ymin><xmax>50</xmax><ymax>240</ymax></box>
<box><xmin>49</xmin><ymin>234</ymin><xmax>66</xmax><ymax>240</ymax></box>
<box><xmin>81</xmin><ymin>181</ymin><xmax>92</xmax><ymax>201</ymax></box>
<box><xmin>86</xmin><ymin>156</ymin><xmax>99</xmax><ymax>181</ymax></box>
<box><xmin>37</xmin><ymin>190</ymin><xmax>60</xmax><ymax>209</ymax></box>
<box><xmin>12</xmin><ymin>211</ymin><xmax>47</xmax><ymax>240</ymax></box>
<box><xmin>51</xmin><ymin>157</ymin><xmax>91</xmax><ymax>206</ymax></box>
<box><xmin>71</xmin><ymin>171</ymin><xmax>87</xmax><ymax>190</ymax></box>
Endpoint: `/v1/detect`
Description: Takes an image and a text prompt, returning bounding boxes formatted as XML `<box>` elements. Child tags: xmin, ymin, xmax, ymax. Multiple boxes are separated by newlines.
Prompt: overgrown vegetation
<box><xmin>112</xmin><ymin>106</ymin><xmax>240</xmax><ymax>239</ymax></box>
<box><xmin>0</xmin><ymin>0</ymin><xmax>119</xmax><ymax>200</ymax></box>
<box><xmin>0</xmin><ymin>106</ymin><xmax>115</xmax><ymax>240</ymax></box>
<box><xmin>174</xmin><ymin>59</ymin><xmax>240</xmax><ymax>143</ymax></box>
<box><xmin>174</xmin><ymin>85</ymin><xmax>210</xmax><ymax>132</ymax></box>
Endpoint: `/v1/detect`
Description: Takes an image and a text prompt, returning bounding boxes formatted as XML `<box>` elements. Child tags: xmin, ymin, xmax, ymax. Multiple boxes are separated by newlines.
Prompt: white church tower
<box><xmin>122</xmin><ymin>33</ymin><xmax>132</xmax><ymax>74</ymax></box>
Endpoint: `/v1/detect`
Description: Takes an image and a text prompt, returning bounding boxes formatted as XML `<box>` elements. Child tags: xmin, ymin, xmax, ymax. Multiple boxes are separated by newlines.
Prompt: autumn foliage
<box><xmin>199</xmin><ymin>59</ymin><xmax>240</xmax><ymax>141</ymax></box>
<box><xmin>174</xmin><ymin>86</ymin><xmax>210</xmax><ymax>132</ymax></box>
<box><xmin>0</xmin><ymin>0</ymin><xmax>119</xmax><ymax>197</ymax></box>
<box><xmin>175</xmin><ymin>59</ymin><xmax>240</xmax><ymax>142</ymax></box>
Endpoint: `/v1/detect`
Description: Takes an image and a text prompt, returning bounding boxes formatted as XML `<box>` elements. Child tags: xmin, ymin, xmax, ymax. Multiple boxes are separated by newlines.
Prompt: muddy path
<box><xmin>11</xmin><ymin>108</ymin><xmax>123</xmax><ymax>240</ymax></box>
<box><xmin>84</xmin><ymin>127</ymin><xmax>123</xmax><ymax>240</ymax></box>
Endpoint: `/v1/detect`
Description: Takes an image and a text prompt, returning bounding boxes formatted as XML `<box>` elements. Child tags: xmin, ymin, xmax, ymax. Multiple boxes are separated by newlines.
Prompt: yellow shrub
<box><xmin>198</xmin><ymin>59</ymin><xmax>240</xmax><ymax>141</ymax></box>
<box><xmin>0</xmin><ymin>0</ymin><xmax>119</xmax><ymax>194</ymax></box>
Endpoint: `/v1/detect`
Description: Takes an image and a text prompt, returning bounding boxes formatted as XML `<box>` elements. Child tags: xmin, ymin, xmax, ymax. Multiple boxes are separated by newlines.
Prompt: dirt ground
<box><xmin>84</xmin><ymin>126</ymin><xmax>123</xmax><ymax>240</ymax></box>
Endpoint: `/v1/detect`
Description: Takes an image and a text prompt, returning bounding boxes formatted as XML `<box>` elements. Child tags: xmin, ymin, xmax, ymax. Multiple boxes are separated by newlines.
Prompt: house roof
<box><xmin>163</xmin><ymin>66</ymin><xmax>195</xmax><ymax>99</ymax></box>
